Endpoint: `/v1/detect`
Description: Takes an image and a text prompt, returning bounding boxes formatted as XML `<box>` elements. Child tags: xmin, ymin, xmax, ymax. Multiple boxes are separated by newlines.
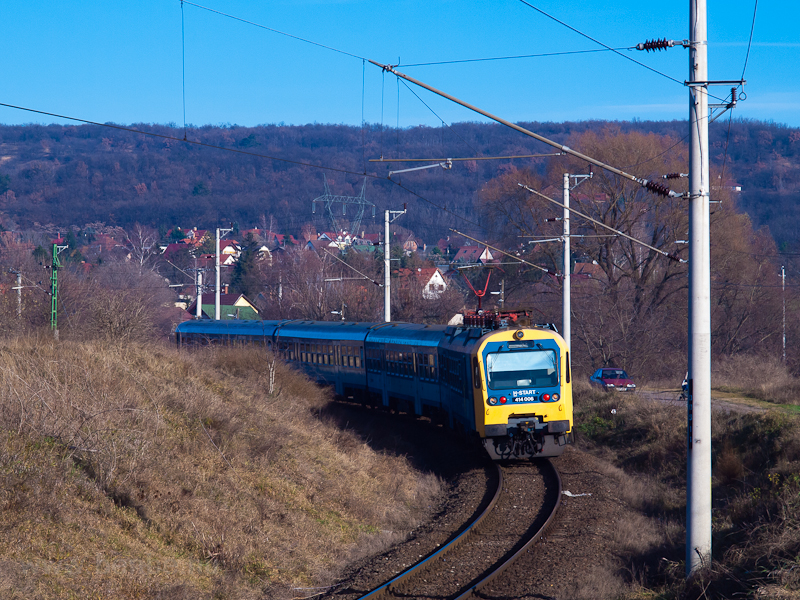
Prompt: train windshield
<box><xmin>486</xmin><ymin>350</ymin><xmax>558</xmax><ymax>390</ymax></box>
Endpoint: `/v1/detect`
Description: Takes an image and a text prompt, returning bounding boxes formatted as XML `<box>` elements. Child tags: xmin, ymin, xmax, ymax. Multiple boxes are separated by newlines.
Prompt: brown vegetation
<box><xmin>572</xmin><ymin>371</ymin><xmax>800</xmax><ymax>599</ymax></box>
<box><xmin>0</xmin><ymin>341</ymin><xmax>443</xmax><ymax>599</ymax></box>
<box><xmin>478</xmin><ymin>127</ymin><xmax>797</xmax><ymax>381</ymax></box>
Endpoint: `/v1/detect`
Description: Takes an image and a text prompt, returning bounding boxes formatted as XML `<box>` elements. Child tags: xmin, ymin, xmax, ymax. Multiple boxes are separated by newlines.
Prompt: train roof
<box><xmin>365</xmin><ymin>322</ymin><xmax>448</xmax><ymax>347</ymax></box>
<box><xmin>276</xmin><ymin>320</ymin><xmax>377</xmax><ymax>342</ymax></box>
<box><xmin>175</xmin><ymin>319</ymin><xmax>282</xmax><ymax>336</ymax></box>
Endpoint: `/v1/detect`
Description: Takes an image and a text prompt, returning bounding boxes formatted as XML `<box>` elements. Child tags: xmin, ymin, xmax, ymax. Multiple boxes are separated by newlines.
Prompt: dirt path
<box><xmin>638</xmin><ymin>389</ymin><xmax>766</xmax><ymax>414</ymax></box>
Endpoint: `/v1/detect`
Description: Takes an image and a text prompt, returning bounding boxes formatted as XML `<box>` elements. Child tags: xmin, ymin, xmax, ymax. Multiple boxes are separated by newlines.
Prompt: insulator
<box><xmin>636</xmin><ymin>38</ymin><xmax>672</xmax><ymax>52</ymax></box>
<box><xmin>730</xmin><ymin>87</ymin><xmax>737</xmax><ymax>104</ymax></box>
<box><xmin>662</xmin><ymin>173</ymin><xmax>688</xmax><ymax>179</ymax></box>
<box><xmin>644</xmin><ymin>180</ymin><xmax>672</xmax><ymax>197</ymax></box>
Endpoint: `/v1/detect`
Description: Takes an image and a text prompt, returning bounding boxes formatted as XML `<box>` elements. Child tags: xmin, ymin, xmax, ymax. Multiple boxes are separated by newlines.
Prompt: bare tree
<box><xmin>124</xmin><ymin>223</ymin><xmax>160</xmax><ymax>275</ymax></box>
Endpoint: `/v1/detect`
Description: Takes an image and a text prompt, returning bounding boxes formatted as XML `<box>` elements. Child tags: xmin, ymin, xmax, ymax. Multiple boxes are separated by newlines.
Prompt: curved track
<box><xmin>355</xmin><ymin>459</ymin><xmax>562</xmax><ymax>600</ymax></box>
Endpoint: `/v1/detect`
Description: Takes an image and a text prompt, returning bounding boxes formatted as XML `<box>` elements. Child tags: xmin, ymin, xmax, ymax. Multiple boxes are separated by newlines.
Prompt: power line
<box><xmin>0</xmin><ymin>101</ymin><xmax>488</xmax><ymax>237</ymax></box>
<box><xmin>516</xmin><ymin>0</ymin><xmax>685</xmax><ymax>87</ymax></box>
<box><xmin>741</xmin><ymin>0</ymin><xmax>759</xmax><ymax>80</ymax></box>
<box><xmin>397</xmin><ymin>79</ymin><xmax>481</xmax><ymax>157</ymax></box>
<box><xmin>181</xmin><ymin>0</ymin><xmax>188</xmax><ymax>139</ymax></box>
<box><xmin>399</xmin><ymin>47</ymin><xmax>631</xmax><ymax>67</ymax></box>
<box><xmin>515</xmin><ymin>0</ymin><xmax>727</xmax><ymax>104</ymax></box>
<box><xmin>180</xmin><ymin>0</ymin><xmax>366</xmax><ymax>61</ymax></box>
<box><xmin>0</xmin><ymin>101</ymin><xmax>383</xmax><ymax>178</ymax></box>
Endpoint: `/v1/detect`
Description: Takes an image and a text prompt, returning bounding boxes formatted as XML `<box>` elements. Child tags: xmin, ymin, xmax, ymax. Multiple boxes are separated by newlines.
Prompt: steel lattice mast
<box><xmin>312</xmin><ymin>175</ymin><xmax>376</xmax><ymax>235</ymax></box>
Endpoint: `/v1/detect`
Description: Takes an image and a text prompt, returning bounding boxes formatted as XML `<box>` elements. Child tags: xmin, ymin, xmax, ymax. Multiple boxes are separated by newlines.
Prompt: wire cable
<box><xmin>400</xmin><ymin>47</ymin><xmax>631</xmax><ymax>67</ymax></box>
<box><xmin>361</xmin><ymin>59</ymin><xmax>366</xmax><ymax>174</ymax></box>
<box><xmin>398</xmin><ymin>79</ymin><xmax>481</xmax><ymax>157</ymax></box>
<box><xmin>322</xmin><ymin>249</ymin><xmax>383</xmax><ymax>286</ymax></box>
<box><xmin>181</xmin><ymin>0</ymin><xmax>188</xmax><ymax>140</ymax></box>
<box><xmin>180</xmin><ymin>0</ymin><xmax>366</xmax><ymax>61</ymax></box>
<box><xmin>0</xmin><ymin>101</ymin><xmax>488</xmax><ymax>237</ymax></box>
<box><xmin>741</xmin><ymin>0</ymin><xmax>759</xmax><ymax>80</ymax></box>
<box><xmin>516</xmin><ymin>0</ymin><xmax>684</xmax><ymax>86</ymax></box>
<box><xmin>0</xmin><ymin>101</ymin><xmax>375</xmax><ymax>178</ymax></box>
<box><xmin>516</xmin><ymin>0</ymin><xmax>726</xmax><ymax>104</ymax></box>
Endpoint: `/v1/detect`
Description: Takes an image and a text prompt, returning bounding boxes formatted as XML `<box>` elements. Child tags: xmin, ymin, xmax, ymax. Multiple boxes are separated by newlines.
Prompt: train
<box><xmin>175</xmin><ymin>310</ymin><xmax>573</xmax><ymax>460</ymax></box>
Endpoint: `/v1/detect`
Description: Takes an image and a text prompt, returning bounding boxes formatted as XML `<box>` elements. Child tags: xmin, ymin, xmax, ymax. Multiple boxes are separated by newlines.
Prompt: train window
<box><xmin>473</xmin><ymin>356</ymin><xmax>482</xmax><ymax>389</ymax></box>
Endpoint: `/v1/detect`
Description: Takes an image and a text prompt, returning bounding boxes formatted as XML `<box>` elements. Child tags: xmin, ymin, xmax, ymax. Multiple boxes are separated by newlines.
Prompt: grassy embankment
<box><xmin>574</xmin><ymin>354</ymin><xmax>800</xmax><ymax>599</ymax></box>
<box><xmin>0</xmin><ymin>338</ymin><xmax>443</xmax><ymax>599</ymax></box>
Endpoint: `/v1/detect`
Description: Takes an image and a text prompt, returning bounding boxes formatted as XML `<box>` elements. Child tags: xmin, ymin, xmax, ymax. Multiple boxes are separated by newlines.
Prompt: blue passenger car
<box><xmin>175</xmin><ymin>316</ymin><xmax>573</xmax><ymax>460</ymax></box>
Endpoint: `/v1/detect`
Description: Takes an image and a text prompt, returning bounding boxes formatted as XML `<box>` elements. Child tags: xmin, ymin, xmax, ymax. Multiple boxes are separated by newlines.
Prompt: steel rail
<box><xmin>356</xmin><ymin>463</ymin><xmax>504</xmax><ymax>600</ymax></box>
<box><xmin>454</xmin><ymin>459</ymin><xmax>563</xmax><ymax>600</ymax></box>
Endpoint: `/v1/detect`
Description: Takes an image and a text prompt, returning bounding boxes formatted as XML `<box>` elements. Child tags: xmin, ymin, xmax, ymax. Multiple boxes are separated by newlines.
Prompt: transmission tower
<box><xmin>311</xmin><ymin>175</ymin><xmax>376</xmax><ymax>235</ymax></box>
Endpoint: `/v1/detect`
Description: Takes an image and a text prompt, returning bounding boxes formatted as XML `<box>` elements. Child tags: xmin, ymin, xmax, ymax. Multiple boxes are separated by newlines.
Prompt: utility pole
<box><xmin>782</xmin><ymin>266</ymin><xmax>786</xmax><ymax>363</ymax></box>
<box><xmin>384</xmin><ymin>206</ymin><xmax>406</xmax><ymax>322</ymax></box>
<box><xmin>499</xmin><ymin>279</ymin><xmax>504</xmax><ymax>309</ymax></box>
<box><xmin>16</xmin><ymin>271</ymin><xmax>21</xmax><ymax>318</ymax></box>
<box><xmin>10</xmin><ymin>270</ymin><xmax>22</xmax><ymax>319</ymax></box>
<box><xmin>687</xmin><ymin>0</ymin><xmax>712</xmax><ymax>576</ymax></box>
<box><xmin>563</xmin><ymin>173</ymin><xmax>570</xmax><ymax>352</ymax></box>
<box><xmin>50</xmin><ymin>243</ymin><xmax>66</xmax><ymax>339</ymax></box>
<box><xmin>562</xmin><ymin>171</ymin><xmax>592</xmax><ymax>353</ymax></box>
<box><xmin>196</xmin><ymin>270</ymin><xmax>203</xmax><ymax>319</ymax></box>
<box><xmin>215</xmin><ymin>227</ymin><xmax>233</xmax><ymax>320</ymax></box>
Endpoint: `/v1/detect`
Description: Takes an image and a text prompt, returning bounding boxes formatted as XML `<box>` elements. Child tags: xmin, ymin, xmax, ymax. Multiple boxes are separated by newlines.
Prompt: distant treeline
<box><xmin>0</xmin><ymin>119</ymin><xmax>797</xmax><ymax>247</ymax></box>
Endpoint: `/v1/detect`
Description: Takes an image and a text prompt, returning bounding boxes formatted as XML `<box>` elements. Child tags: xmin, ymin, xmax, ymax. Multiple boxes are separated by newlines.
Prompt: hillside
<box><xmin>0</xmin><ymin>119</ymin><xmax>798</xmax><ymax>249</ymax></box>
<box><xmin>0</xmin><ymin>339</ymin><xmax>449</xmax><ymax>599</ymax></box>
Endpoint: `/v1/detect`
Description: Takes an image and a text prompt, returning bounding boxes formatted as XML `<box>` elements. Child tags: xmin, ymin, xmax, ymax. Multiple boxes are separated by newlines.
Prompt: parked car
<box><xmin>589</xmin><ymin>368</ymin><xmax>637</xmax><ymax>392</ymax></box>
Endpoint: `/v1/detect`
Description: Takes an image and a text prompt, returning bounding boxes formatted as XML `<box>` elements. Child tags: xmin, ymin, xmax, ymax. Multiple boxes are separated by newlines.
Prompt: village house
<box><xmin>186</xmin><ymin>293</ymin><xmax>260</xmax><ymax>320</ymax></box>
<box><xmin>453</xmin><ymin>245</ymin><xmax>494</xmax><ymax>264</ymax></box>
<box><xmin>395</xmin><ymin>267</ymin><xmax>448</xmax><ymax>300</ymax></box>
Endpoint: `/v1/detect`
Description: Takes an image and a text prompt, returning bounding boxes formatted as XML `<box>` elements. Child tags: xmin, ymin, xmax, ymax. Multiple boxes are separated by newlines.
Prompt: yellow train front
<box><xmin>462</xmin><ymin>325</ymin><xmax>573</xmax><ymax>460</ymax></box>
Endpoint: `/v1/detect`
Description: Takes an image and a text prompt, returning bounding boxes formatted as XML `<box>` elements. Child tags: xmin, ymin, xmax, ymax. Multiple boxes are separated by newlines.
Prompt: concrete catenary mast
<box><xmin>686</xmin><ymin>0</ymin><xmax>712</xmax><ymax>576</ymax></box>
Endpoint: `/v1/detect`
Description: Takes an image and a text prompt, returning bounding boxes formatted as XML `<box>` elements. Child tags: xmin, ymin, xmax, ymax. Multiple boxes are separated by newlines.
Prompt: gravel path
<box><xmin>317</xmin><ymin>402</ymin><xmax>659</xmax><ymax>600</ymax></box>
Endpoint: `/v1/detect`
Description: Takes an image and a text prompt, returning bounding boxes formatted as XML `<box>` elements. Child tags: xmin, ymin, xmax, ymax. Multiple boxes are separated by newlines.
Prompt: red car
<box><xmin>589</xmin><ymin>368</ymin><xmax>637</xmax><ymax>392</ymax></box>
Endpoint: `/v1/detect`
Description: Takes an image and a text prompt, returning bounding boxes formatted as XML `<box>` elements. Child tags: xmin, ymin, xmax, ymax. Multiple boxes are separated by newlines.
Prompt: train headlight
<box><xmin>552</xmin><ymin>393</ymin><xmax>560</xmax><ymax>401</ymax></box>
<box><xmin>513</xmin><ymin>330</ymin><xmax>524</xmax><ymax>340</ymax></box>
<box><xmin>488</xmin><ymin>396</ymin><xmax>498</xmax><ymax>406</ymax></box>
<box><xmin>499</xmin><ymin>396</ymin><xmax>508</xmax><ymax>404</ymax></box>
<box><xmin>542</xmin><ymin>393</ymin><xmax>551</xmax><ymax>401</ymax></box>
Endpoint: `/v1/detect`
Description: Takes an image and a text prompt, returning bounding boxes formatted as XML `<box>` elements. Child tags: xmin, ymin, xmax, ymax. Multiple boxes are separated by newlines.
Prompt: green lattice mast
<box><xmin>50</xmin><ymin>243</ymin><xmax>62</xmax><ymax>334</ymax></box>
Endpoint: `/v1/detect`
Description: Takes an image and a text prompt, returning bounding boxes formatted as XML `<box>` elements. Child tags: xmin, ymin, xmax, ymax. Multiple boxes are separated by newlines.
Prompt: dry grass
<box><xmin>713</xmin><ymin>354</ymin><xmax>800</xmax><ymax>405</ymax></box>
<box><xmin>0</xmin><ymin>339</ymin><xmax>443</xmax><ymax>599</ymax></box>
<box><xmin>573</xmin><ymin>378</ymin><xmax>800</xmax><ymax>599</ymax></box>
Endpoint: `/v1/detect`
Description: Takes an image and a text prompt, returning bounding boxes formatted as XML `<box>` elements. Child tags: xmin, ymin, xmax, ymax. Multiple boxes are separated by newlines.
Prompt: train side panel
<box><xmin>175</xmin><ymin>319</ymin><xmax>573</xmax><ymax>461</ymax></box>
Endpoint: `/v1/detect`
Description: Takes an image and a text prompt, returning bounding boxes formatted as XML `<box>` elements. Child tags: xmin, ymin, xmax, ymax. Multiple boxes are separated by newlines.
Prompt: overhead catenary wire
<box><xmin>518</xmin><ymin>183</ymin><xmax>686</xmax><ymax>263</ymax></box>
<box><xmin>396</xmin><ymin>78</ymin><xmax>482</xmax><ymax>158</ymax></box>
<box><xmin>448</xmin><ymin>229</ymin><xmax>556</xmax><ymax>275</ymax></box>
<box><xmin>322</xmin><ymin>249</ymin><xmax>383</xmax><ymax>286</ymax></box>
<box><xmin>369</xmin><ymin>61</ymin><xmax>680</xmax><ymax>199</ymax></box>
<box><xmin>371</xmin><ymin>154</ymin><xmax>562</xmax><ymax>163</ymax></box>
<box><xmin>400</xmin><ymin>47</ymin><xmax>633</xmax><ymax>67</ymax></box>
<box><xmin>180</xmin><ymin>0</ymin><xmax>188</xmax><ymax>140</ymax></box>
<box><xmin>179</xmin><ymin>0</ymin><xmax>366</xmax><ymax>61</ymax></box>
<box><xmin>515</xmin><ymin>0</ymin><xmax>684</xmax><ymax>87</ymax></box>
<box><xmin>741</xmin><ymin>0</ymin><xmax>759</xmax><ymax>81</ymax></box>
<box><xmin>0</xmin><ymin>101</ymin><xmax>489</xmax><ymax>234</ymax></box>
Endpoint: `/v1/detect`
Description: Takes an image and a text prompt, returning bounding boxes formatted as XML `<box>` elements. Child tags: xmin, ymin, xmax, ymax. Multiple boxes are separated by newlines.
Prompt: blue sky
<box><xmin>1</xmin><ymin>0</ymin><xmax>797</xmax><ymax>129</ymax></box>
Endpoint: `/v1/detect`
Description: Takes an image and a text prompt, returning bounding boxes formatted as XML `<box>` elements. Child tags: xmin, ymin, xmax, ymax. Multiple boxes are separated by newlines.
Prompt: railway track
<box><xmin>351</xmin><ymin>459</ymin><xmax>562</xmax><ymax>600</ymax></box>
